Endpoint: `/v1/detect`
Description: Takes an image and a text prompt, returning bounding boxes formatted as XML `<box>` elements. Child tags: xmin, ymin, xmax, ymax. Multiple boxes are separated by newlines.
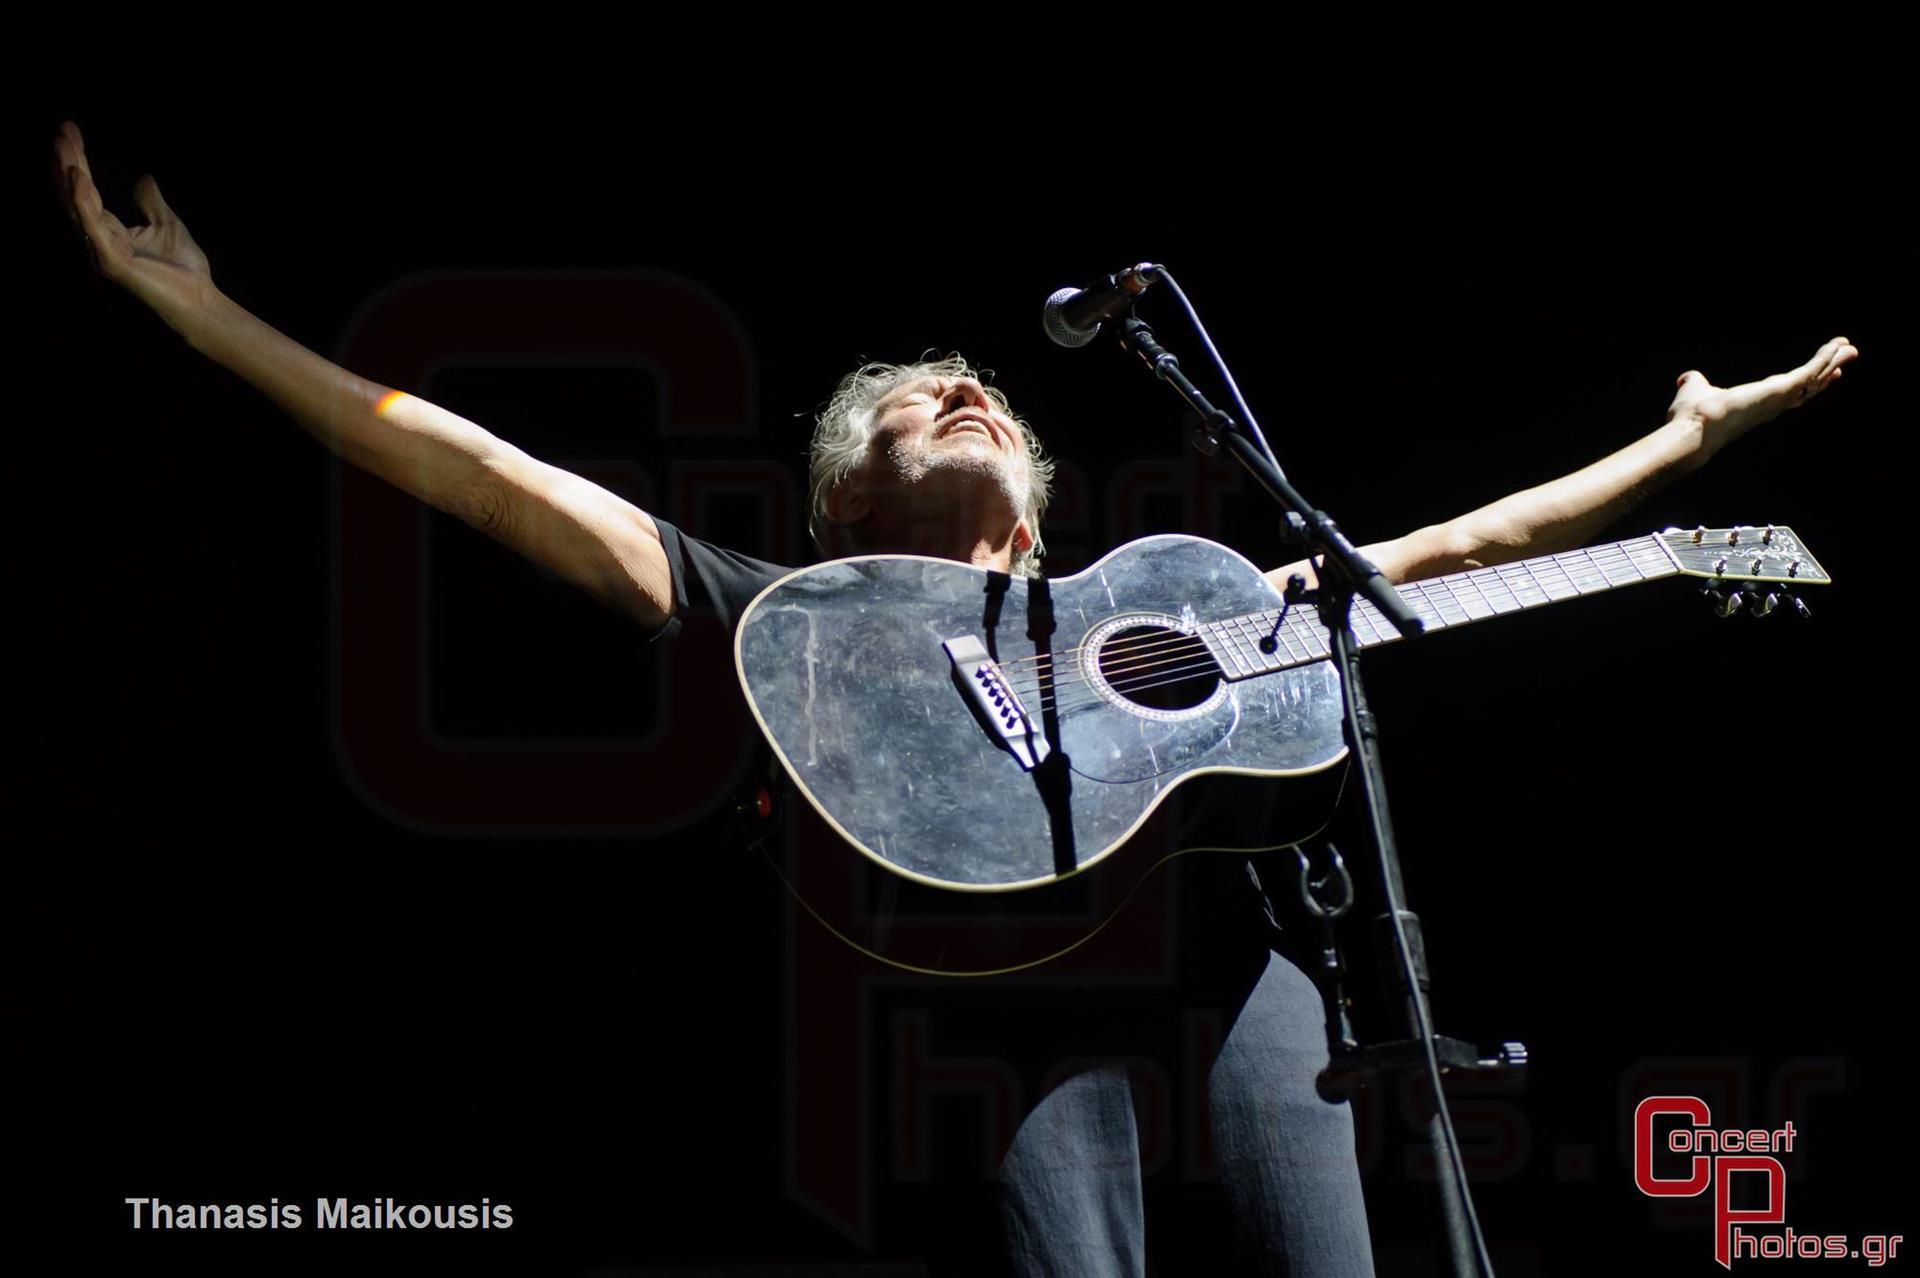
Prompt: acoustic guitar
<box><xmin>734</xmin><ymin>526</ymin><xmax>1828</xmax><ymax>974</ymax></box>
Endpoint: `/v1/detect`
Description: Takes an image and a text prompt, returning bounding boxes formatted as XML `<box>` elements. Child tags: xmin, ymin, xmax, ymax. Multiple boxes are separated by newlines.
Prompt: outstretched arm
<box><xmin>1267</xmin><ymin>337</ymin><xmax>1860</xmax><ymax>591</ymax></box>
<box><xmin>55</xmin><ymin>121</ymin><xmax>675</xmax><ymax>631</ymax></box>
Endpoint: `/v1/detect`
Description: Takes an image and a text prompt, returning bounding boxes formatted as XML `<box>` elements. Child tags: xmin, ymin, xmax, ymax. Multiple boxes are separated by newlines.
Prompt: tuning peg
<box><xmin>1748</xmin><ymin>590</ymin><xmax>1780</xmax><ymax>618</ymax></box>
<box><xmin>1707</xmin><ymin>586</ymin><xmax>1744</xmax><ymax>618</ymax></box>
<box><xmin>1790</xmin><ymin>594</ymin><xmax>1813</xmax><ymax>619</ymax></box>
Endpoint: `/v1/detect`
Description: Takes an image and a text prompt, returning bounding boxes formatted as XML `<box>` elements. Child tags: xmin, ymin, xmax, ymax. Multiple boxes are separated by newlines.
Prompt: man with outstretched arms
<box><xmin>55</xmin><ymin>118</ymin><xmax>1858</xmax><ymax>1276</ymax></box>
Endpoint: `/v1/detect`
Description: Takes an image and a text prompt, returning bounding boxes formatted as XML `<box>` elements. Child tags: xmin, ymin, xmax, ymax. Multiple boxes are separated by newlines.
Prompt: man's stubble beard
<box><xmin>884</xmin><ymin>434</ymin><xmax>1028</xmax><ymax>524</ymax></box>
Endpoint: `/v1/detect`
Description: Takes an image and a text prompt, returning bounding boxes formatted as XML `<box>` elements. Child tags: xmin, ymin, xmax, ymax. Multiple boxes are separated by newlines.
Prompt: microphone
<box><xmin>1042</xmin><ymin>262</ymin><xmax>1162</xmax><ymax>348</ymax></box>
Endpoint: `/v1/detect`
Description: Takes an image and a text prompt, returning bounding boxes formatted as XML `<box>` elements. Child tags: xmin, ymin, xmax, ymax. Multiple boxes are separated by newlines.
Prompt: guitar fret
<box><xmin>1399</xmin><ymin>582</ymin><xmax>1436</xmax><ymax>628</ymax></box>
<box><xmin>1351</xmin><ymin>603</ymin><xmax>1383</xmax><ymax>647</ymax></box>
<box><xmin>1207</xmin><ymin>534</ymin><xmax>1686</xmax><ymax>679</ymax></box>
<box><xmin>1217</xmin><ymin>632</ymin><xmax>1247</xmax><ymax>677</ymax></box>
<box><xmin>1436</xmin><ymin>571</ymin><xmax>1474</xmax><ymax>621</ymax></box>
<box><xmin>1494</xmin><ymin>562</ymin><xmax>1543</xmax><ymax>609</ymax></box>
<box><xmin>1224</xmin><ymin>617</ymin><xmax>1248</xmax><ymax>662</ymax></box>
<box><xmin>1283</xmin><ymin>598</ymin><xmax>1387</xmax><ymax>651</ymax></box>
<box><xmin>1360</xmin><ymin>598</ymin><xmax>1423</xmax><ymax>648</ymax></box>
<box><xmin>1238</xmin><ymin>617</ymin><xmax>1281</xmax><ymax>671</ymax></box>
<box><xmin>1463</xmin><ymin>575</ymin><xmax>1497</xmax><ymax>615</ymax></box>
<box><xmin>1532</xmin><ymin>555</ymin><xmax>1581</xmax><ymax>599</ymax></box>
<box><xmin>1627</xmin><ymin>536</ymin><xmax>1677</xmax><ymax>578</ymax></box>
<box><xmin>1229</xmin><ymin>625</ymin><xmax>1257</xmax><ymax>676</ymax></box>
<box><xmin>1566</xmin><ymin>550</ymin><xmax>1606</xmax><ymax>592</ymax></box>
<box><xmin>1401</xmin><ymin>585</ymin><xmax>1447</xmax><ymax>630</ymax></box>
<box><xmin>1549</xmin><ymin>553</ymin><xmax>1581</xmax><ymax>596</ymax></box>
<box><xmin>1351</xmin><ymin>603</ymin><xmax>1385</xmax><ymax>646</ymax></box>
<box><xmin>1444</xmin><ymin>576</ymin><xmax>1481</xmax><ymax>621</ymax></box>
<box><xmin>1452</xmin><ymin>570</ymin><xmax>1499</xmax><ymax>620</ymax></box>
<box><xmin>1431</xmin><ymin>575</ymin><xmax>1470</xmax><ymax>622</ymax></box>
<box><xmin>1627</xmin><ymin>542</ymin><xmax>1671</xmax><ymax>577</ymax></box>
<box><xmin>1214</xmin><ymin>612</ymin><xmax>1320</xmax><ymax>678</ymax></box>
<box><xmin>1230</xmin><ymin>622</ymin><xmax>1260</xmax><ymax>674</ymax></box>
<box><xmin>1204</xmin><ymin>622</ymin><xmax>1247</xmax><ymax>677</ymax></box>
<box><xmin>1589</xmin><ymin>547</ymin><xmax>1636</xmax><ymax>588</ymax></box>
<box><xmin>1275</xmin><ymin>616</ymin><xmax>1310</xmax><ymax>665</ymax></box>
<box><xmin>1606</xmin><ymin>541</ymin><xmax>1651</xmax><ymax>581</ymax></box>
<box><xmin>1595</xmin><ymin>546</ymin><xmax>1629</xmax><ymax>583</ymax></box>
<box><xmin>1474</xmin><ymin>568</ymin><xmax>1520</xmax><ymax>614</ymax></box>
<box><xmin>1514</xmin><ymin>558</ymin><xmax>1554</xmax><ymax>605</ymax></box>
<box><xmin>1259</xmin><ymin>618</ymin><xmax>1288</xmax><ymax>669</ymax></box>
<box><xmin>1478</xmin><ymin>569</ymin><xmax>1513</xmax><ymax>614</ymax></box>
<box><xmin>1424</xmin><ymin>579</ymin><xmax>1469</xmax><ymax>626</ymax></box>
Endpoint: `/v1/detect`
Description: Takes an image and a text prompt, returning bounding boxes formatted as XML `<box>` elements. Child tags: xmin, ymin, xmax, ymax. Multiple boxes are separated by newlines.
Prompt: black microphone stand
<box><xmin>1094</xmin><ymin>304</ymin><xmax>1522</xmax><ymax>1278</ymax></box>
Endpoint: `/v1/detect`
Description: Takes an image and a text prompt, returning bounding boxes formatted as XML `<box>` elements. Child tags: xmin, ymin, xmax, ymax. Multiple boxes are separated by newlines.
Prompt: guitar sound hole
<box><xmin>1097</xmin><ymin>626</ymin><xmax>1220</xmax><ymax>711</ymax></box>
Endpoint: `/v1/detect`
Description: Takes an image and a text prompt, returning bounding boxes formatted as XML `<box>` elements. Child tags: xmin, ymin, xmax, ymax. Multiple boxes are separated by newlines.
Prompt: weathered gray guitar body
<box><xmin>731</xmin><ymin>523</ymin><xmax>1830</xmax><ymax>972</ymax></box>
<box><xmin>734</xmin><ymin>536</ymin><xmax>1348</xmax><ymax>898</ymax></box>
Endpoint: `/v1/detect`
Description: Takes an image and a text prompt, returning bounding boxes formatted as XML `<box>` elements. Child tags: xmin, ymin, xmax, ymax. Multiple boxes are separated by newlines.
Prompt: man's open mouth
<box><xmin>938</xmin><ymin>415</ymin><xmax>996</xmax><ymax>442</ymax></box>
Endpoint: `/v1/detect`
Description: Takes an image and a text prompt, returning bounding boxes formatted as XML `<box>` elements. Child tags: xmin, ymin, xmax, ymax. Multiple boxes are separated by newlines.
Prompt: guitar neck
<box><xmin>1206</xmin><ymin>534</ymin><xmax>1680</xmax><ymax>674</ymax></box>
<box><xmin>1365</xmin><ymin>534</ymin><xmax>1682</xmax><ymax>645</ymax></box>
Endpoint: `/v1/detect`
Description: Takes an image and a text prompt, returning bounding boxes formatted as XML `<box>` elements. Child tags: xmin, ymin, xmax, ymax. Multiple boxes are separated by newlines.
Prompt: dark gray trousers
<box><xmin>991</xmin><ymin>935</ymin><xmax>1376</xmax><ymax>1277</ymax></box>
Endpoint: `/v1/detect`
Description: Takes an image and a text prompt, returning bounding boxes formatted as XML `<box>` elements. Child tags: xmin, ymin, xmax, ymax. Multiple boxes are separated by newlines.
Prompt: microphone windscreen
<box><xmin>1042</xmin><ymin>286</ymin><xmax>1099</xmax><ymax>348</ymax></box>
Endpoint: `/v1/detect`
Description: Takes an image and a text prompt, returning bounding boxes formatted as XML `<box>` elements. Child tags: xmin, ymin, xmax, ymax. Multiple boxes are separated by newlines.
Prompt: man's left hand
<box><xmin>1667</xmin><ymin>336</ymin><xmax>1859</xmax><ymax>461</ymax></box>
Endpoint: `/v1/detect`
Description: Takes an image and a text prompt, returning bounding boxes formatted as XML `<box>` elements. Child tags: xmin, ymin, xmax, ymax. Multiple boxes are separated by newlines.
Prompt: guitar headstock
<box><xmin>1655</xmin><ymin>525</ymin><xmax>1830</xmax><ymax>618</ymax></box>
<box><xmin>1654</xmin><ymin>525</ymin><xmax>1831</xmax><ymax>585</ymax></box>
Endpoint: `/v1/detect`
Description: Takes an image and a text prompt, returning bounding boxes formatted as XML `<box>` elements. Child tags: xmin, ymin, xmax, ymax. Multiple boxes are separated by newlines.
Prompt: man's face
<box><xmin>852</xmin><ymin>374</ymin><xmax>1034</xmax><ymax>547</ymax></box>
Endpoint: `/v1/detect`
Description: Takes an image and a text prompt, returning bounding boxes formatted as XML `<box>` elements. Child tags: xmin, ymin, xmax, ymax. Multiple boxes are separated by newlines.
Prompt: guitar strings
<box><xmin>1003</xmin><ymin>636</ymin><xmax>1231</xmax><ymax>697</ymax></box>
<box><xmin>992</xmin><ymin>544</ymin><xmax>1652</xmax><ymax>716</ymax></box>
<box><xmin>1000</xmin><ymin>643</ymin><xmax>1244</xmax><ymax>714</ymax></box>
<box><xmin>993</xmin><ymin>615</ymin><xmax>1309</xmax><ymax>665</ymax></box>
<box><xmin>998</xmin><ymin>619</ymin><xmax>1321</xmax><ymax>707</ymax></box>
<box><xmin>1008</xmin><ymin>663</ymin><xmax>1227</xmax><ymax>715</ymax></box>
<box><xmin>991</xmin><ymin>618</ymin><xmax>1320</xmax><ymax>672</ymax></box>
<box><xmin>1000</xmin><ymin>615</ymin><xmax>1339</xmax><ymax>709</ymax></box>
<box><xmin>991</xmin><ymin>542</ymin><xmax>1649</xmax><ymax>684</ymax></box>
<box><xmin>992</xmin><ymin>613</ymin><xmax>1336</xmax><ymax>678</ymax></box>
<box><xmin>1013</xmin><ymin>656</ymin><xmax>1237</xmax><ymax>711</ymax></box>
<box><xmin>991</xmin><ymin>541</ymin><xmax>1651</xmax><ymax>677</ymax></box>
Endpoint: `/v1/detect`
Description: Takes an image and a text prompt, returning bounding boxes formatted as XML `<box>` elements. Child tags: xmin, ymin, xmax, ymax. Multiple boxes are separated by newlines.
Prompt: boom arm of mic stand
<box><xmin>1113</xmin><ymin>316</ymin><xmax>1425</xmax><ymax>638</ymax></box>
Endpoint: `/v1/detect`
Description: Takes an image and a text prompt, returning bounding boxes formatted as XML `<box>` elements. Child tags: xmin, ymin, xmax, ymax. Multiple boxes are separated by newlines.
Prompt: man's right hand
<box><xmin>52</xmin><ymin>119</ymin><xmax>677</xmax><ymax>633</ymax></box>
<box><xmin>54</xmin><ymin>120</ymin><xmax>218</xmax><ymax>340</ymax></box>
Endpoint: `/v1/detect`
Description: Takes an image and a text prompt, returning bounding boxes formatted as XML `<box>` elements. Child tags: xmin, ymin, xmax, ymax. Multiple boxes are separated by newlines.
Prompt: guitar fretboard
<box><xmin>1199</xmin><ymin>535</ymin><xmax>1679</xmax><ymax>678</ymax></box>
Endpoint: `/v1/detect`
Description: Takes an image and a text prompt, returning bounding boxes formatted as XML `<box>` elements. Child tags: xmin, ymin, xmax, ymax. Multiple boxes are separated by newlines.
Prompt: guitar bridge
<box><xmin>943</xmin><ymin>636</ymin><xmax>1050</xmax><ymax>771</ymax></box>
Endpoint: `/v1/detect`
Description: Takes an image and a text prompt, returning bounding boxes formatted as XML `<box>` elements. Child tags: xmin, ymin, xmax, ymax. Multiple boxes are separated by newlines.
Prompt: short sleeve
<box><xmin>644</xmin><ymin>516</ymin><xmax>797</xmax><ymax>644</ymax></box>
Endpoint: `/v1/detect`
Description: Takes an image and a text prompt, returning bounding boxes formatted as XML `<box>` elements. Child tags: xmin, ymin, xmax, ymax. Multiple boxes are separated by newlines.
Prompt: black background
<box><xmin>12</xmin><ymin>73</ymin><xmax>1912</xmax><ymax>1277</ymax></box>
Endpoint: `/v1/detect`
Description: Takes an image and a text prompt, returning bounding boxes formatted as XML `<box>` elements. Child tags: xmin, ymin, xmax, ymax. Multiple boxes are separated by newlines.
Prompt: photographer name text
<box><xmin>125</xmin><ymin>1197</ymin><xmax>512</xmax><ymax>1231</ymax></box>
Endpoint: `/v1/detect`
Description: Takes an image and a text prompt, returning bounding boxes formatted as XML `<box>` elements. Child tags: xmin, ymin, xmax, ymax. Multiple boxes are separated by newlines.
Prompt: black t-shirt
<box><xmin>642</xmin><ymin>515</ymin><xmax>795</xmax><ymax>644</ymax></box>
<box><xmin>645</xmin><ymin>517</ymin><xmax>1291</xmax><ymax>949</ymax></box>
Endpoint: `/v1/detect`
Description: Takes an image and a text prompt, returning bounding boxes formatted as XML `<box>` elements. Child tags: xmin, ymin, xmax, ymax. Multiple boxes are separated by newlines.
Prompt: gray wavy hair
<box><xmin>807</xmin><ymin>353</ymin><xmax>1056</xmax><ymax>578</ymax></box>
